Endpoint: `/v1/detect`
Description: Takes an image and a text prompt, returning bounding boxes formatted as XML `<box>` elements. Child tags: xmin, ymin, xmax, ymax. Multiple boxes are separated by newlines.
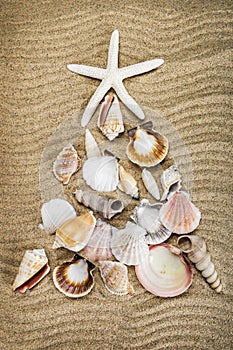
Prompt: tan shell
<box><xmin>177</xmin><ymin>235</ymin><xmax>222</xmax><ymax>293</ymax></box>
<box><xmin>118</xmin><ymin>165</ymin><xmax>139</xmax><ymax>199</ymax></box>
<box><xmin>161</xmin><ymin>165</ymin><xmax>182</xmax><ymax>201</ymax></box>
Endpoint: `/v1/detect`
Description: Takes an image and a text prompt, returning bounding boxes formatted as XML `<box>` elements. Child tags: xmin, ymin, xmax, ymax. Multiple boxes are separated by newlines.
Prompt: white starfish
<box><xmin>68</xmin><ymin>30</ymin><xmax>164</xmax><ymax>127</ymax></box>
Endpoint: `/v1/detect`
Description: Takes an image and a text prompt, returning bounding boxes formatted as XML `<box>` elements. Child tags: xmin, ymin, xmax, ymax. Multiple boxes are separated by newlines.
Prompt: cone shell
<box><xmin>126</xmin><ymin>121</ymin><xmax>168</xmax><ymax>167</ymax></box>
<box><xmin>159</xmin><ymin>191</ymin><xmax>201</xmax><ymax>234</ymax></box>
<box><xmin>53</xmin><ymin>144</ymin><xmax>81</xmax><ymax>185</ymax></box>
<box><xmin>85</xmin><ymin>129</ymin><xmax>101</xmax><ymax>159</ymax></box>
<box><xmin>161</xmin><ymin>165</ymin><xmax>182</xmax><ymax>201</ymax></box>
<box><xmin>53</xmin><ymin>254</ymin><xmax>95</xmax><ymax>298</ymax></box>
<box><xmin>135</xmin><ymin>244</ymin><xmax>193</xmax><ymax>297</ymax></box>
<box><xmin>53</xmin><ymin>211</ymin><xmax>96</xmax><ymax>252</ymax></box>
<box><xmin>118</xmin><ymin>165</ymin><xmax>139</xmax><ymax>199</ymax></box>
<box><xmin>99</xmin><ymin>261</ymin><xmax>134</xmax><ymax>296</ymax></box>
<box><xmin>177</xmin><ymin>235</ymin><xmax>222</xmax><ymax>293</ymax></box>
<box><xmin>98</xmin><ymin>94</ymin><xmax>124</xmax><ymax>141</ymax></box>
<box><xmin>142</xmin><ymin>168</ymin><xmax>160</xmax><ymax>200</ymax></box>
<box><xmin>12</xmin><ymin>249</ymin><xmax>50</xmax><ymax>293</ymax></box>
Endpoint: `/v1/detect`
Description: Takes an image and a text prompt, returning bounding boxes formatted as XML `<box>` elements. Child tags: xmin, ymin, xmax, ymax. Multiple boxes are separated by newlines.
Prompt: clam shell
<box><xmin>99</xmin><ymin>261</ymin><xmax>134</xmax><ymax>296</ymax></box>
<box><xmin>126</xmin><ymin>121</ymin><xmax>169</xmax><ymax>167</ymax></box>
<box><xmin>53</xmin><ymin>144</ymin><xmax>81</xmax><ymax>185</ymax></box>
<box><xmin>53</xmin><ymin>254</ymin><xmax>95</xmax><ymax>298</ymax></box>
<box><xmin>12</xmin><ymin>249</ymin><xmax>50</xmax><ymax>293</ymax></box>
<box><xmin>39</xmin><ymin>199</ymin><xmax>76</xmax><ymax>234</ymax></box>
<box><xmin>53</xmin><ymin>211</ymin><xmax>96</xmax><ymax>252</ymax></box>
<box><xmin>161</xmin><ymin>165</ymin><xmax>182</xmax><ymax>201</ymax></box>
<box><xmin>159</xmin><ymin>191</ymin><xmax>201</xmax><ymax>234</ymax></box>
<box><xmin>111</xmin><ymin>221</ymin><xmax>149</xmax><ymax>266</ymax></box>
<box><xmin>85</xmin><ymin>128</ymin><xmax>101</xmax><ymax>159</ymax></box>
<box><xmin>141</xmin><ymin>168</ymin><xmax>160</xmax><ymax>200</ymax></box>
<box><xmin>135</xmin><ymin>244</ymin><xmax>193</xmax><ymax>297</ymax></box>
<box><xmin>118</xmin><ymin>165</ymin><xmax>139</xmax><ymax>199</ymax></box>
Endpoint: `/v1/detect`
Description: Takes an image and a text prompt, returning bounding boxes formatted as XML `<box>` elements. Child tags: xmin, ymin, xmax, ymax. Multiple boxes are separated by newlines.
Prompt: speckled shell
<box><xmin>118</xmin><ymin>165</ymin><xmax>139</xmax><ymax>199</ymax></box>
<box><xmin>85</xmin><ymin>129</ymin><xmax>101</xmax><ymax>159</ymax></box>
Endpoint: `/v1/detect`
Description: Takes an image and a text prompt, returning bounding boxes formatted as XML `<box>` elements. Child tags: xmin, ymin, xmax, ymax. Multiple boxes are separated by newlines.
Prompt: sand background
<box><xmin>1</xmin><ymin>1</ymin><xmax>232</xmax><ymax>349</ymax></box>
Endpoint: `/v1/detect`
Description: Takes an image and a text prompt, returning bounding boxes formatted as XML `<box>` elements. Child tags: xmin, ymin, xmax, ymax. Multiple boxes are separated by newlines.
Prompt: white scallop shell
<box><xmin>141</xmin><ymin>168</ymin><xmax>160</xmax><ymax>200</ymax></box>
<box><xmin>118</xmin><ymin>165</ymin><xmax>139</xmax><ymax>199</ymax></box>
<box><xmin>85</xmin><ymin>129</ymin><xmax>101</xmax><ymax>159</ymax></box>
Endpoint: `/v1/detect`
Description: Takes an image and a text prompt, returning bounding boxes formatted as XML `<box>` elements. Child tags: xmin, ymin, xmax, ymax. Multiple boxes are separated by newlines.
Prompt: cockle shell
<box><xmin>159</xmin><ymin>191</ymin><xmax>201</xmax><ymax>234</ymax></box>
<box><xmin>126</xmin><ymin>121</ymin><xmax>169</xmax><ymax>167</ymax></box>
<box><xmin>177</xmin><ymin>235</ymin><xmax>222</xmax><ymax>293</ymax></box>
<box><xmin>131</xmin><ymin>199</ymin><xmax>172</xmax><ymax>244</ymax></box>
<box><xmin>118</xmin><ymin>165</ymin><xmax>139</xmax><ymax>199</ymax></box>
<box><xmin>53</xmin><ymin>254</ymin><xmax>95</xmax><ymax>298</ymax></box>
<box><xmin>53</xmin><ymin>211</ymin><xmax>96</xmax><ymax>252</ymax></box>
<box><xmin>74</xmin><ymin>189</ymin><xmax>124</xmax><ymax>219</ymax></box>
<box><xmin>99</xmin><ymin>261</ymin><xmax>134</xmax><ymax>296</ymax></box>
<box><xmin>83</xmin><ymin>154</ymin><xmax>118</xmax><ymax>192</ymax></box>
<box><xmin>39</xmin><ymin>199</ymin><xmax>76</xmax><ymax>234</ymax></box>
<box><xmin>85</xmin><ymin>129</ymin><xmax>101</xmax><ymax>159</ymax></box>
<box><xmin>82</xmin><ymin>219</ymin><xmax>113</xmax><ymax>262</ymax></box>
<box><xmin>53</xmin><ymin>144</ymin><xmax>81</xmax><ymax>185</ymax></box>
<box><xmin>135</xmin><ymin>244</ymin><xmax>193</xmax><ymax>297</ymax></box>
<box><xmin>141</xmin><ymin>168</ymin><xmax>160</xmax><ymax>200</ymax></box>
<box><xmin>12</xmin><ymin>249</ymin><xmax>50</xmax><ymax>293</ymax></box>
<box><xmin>98</xmin><ymin>94</ymin><xmax>124</xmax><ymax>141</ymax></box>
<box><xmin>161</xmin><ymin>164</ymin><xmax>182</xmax><ymax>201</ymax></box>
<box><xmin>111</xmin><ymin>221</ymin><xmax>149</xmax><ymax>266</ymax></box>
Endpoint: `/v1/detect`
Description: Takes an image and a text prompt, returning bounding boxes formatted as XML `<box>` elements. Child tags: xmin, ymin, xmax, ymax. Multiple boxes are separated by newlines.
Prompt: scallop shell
<box><xmin>135</xmin><ymin>244</ymin><xmax>193</xmax><ymax>297</ymax></box>
<box><xmin>126</xmin><ymin>121</ymin><xmax>169</xmax><ymax>167</ymax></box>
<box><xmin>82</xmin><ymin>155</ymin><xmax>118</xmax><ymax>192</ymax></box>
<box><xmin>53</xmin><ymin>254</ymin><xmax>95</xmax><ymax>298</ymax></box>
<box><xmin>85</xmin><ymin>128</ymin><xmax>101</xmax><ymax>159</ymax></box>
<box><xmin>53</xmin><ymin>143</ymin><xmax>81</xmax><ymax>185</ymax></box>
<box><xmin>177</xmin><ymin>235</ymin><xmax>222</xmax><ymax>293</ymax></box>
<box><xmin>39</xmin><ymin>199</ymin><xmax>76</xmax><ymax>234</ymax></box>
<box><xmin>74</xmin><ymin>189</ymin><xmax>124</xmax><ymax>219</ymax></box>
<box><xmin>99</xmin><ymin>261</ymin><xmax>134</xmax><ymax>295</ymax></box>
<box><xmin>131</xmin><ymin>199</ymin><xmax>172</xmax><ymax>244</ymax></box>
<box><xmin>141</xmin><ymin>168</ymin><xmax>160</xmax><ymax>200</ymax></box>
<box><xmin>53</xmin><ymin>211</ymin><xmax>96</xmax><ymax>252</ymax></box>
<box><xmin>82</xmin><ymin>219</ymin><xmax>113</xmax><ymax>262</ymax></box>
<box><xmin>111</xmin><ymin>221</ymin><xmax>149</xmax><ymax>266</ymax></box>
<box><xmin>98</xmin><ymin>94</ymin><xmax>124</xmax><ymax>141</ymax></box>
<box><xmin>161</xmin><ymin>165</ymin><xmax>182</xmax><ymax>201</ymax></box>
<box><xmin>159</xmin><ymin>191</ymin><xmax>201</xmax><ymax>234</ymax></box>
<box><xmin>12</xmin><ymin>249</ymin><xmax>50</xmax><ymax>293</ymax></box>
<box><xmin>118</xmin><ymin>165</ymin><xmax>139</xmax><ymax>199</ymax></box>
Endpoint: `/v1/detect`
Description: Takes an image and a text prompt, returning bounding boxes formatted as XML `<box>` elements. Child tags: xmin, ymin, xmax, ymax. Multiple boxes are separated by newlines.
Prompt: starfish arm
<box><xmin>81</xmin><ymin>79</ymin><xmax>111</xmax><ymax>127</ymax></box>
<box><xmin>67</xmin><ymin>64</ymin><xmax>106</xmax><ymax>80</ymax></box>
<box><xmin>107</xmin><ymin>30</ymin><xmax>119</xmax><ymax>70</ymax></box>
<box><xmin>119</xmin><ymin>58</ymin><xmax>164</xmax><ymax>80</ymax></box>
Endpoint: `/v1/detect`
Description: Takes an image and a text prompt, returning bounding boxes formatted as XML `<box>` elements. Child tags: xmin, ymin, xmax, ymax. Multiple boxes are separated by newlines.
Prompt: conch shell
<box><xmin>141</xmin><ymin>168</ymin><xmax>160</xmax><ymax>200</ymax></box>
<box><xmin>160</xmin><ymin>164</ymin><xmax>182</xmax><ymax>201</ymax></box>
<box><xmin>118</xmin><ymin>165</ymin><xmax>139</xmax><ymax>199</ymax></box>
<box><xmin>85</xmin><ymin>129</ymin><xmax>101</xmax><ymax>159</ymax></box>
<box><xmin>177</xmin><ymin>235</ymin><xmax>222</xmax><ymax>293</ymax></box>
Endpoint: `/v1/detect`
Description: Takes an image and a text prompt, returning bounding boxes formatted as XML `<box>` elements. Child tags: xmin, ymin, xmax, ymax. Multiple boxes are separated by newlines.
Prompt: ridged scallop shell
<box><xmin>177</xmin><ymin>235</ymin><xmax>222</xmax><ymax>293</ymax></box>
<box><xmin>161</xmin><ymin>165</ymin><xmax>182</xmax><ymax>201</ymax></box>
<box><xmin>111</xmin><ymin>222</ymin><xmax>149</xmax><ymax>266</ymax></box>
<box><xmin>159</xmin><ymin>191</ymin><xmax>201</xmax><ymax>234</ymax></box>
<box><xmin>82</xmin><ymin>219</ymin><xmax>113</xmax><ymax>262</ymax></box>
<box><xmin>135</xmin><ymin>244</ymin><xmax>193</xmax><ymax>297</ymax></box>
<box><xmin>118</xmin><ymin>165</ymin><xmax>139</xmax><ymax>199</ymax></box>
<box><xmin>83</xmin><ymin>155</ymin><xmax>118</xmax><ymax>192</ymax></box>
<box><xmin>126</xmin><ymin>121</ymin><xmax>169</xmax><ymax>167</ymax></box>
<box><xmin>39</xmin><ymin>199</ymin><xmax>76</xmax><ymax>234</ymax></box>
<box><xmin>53</xmin><ymin>254</ymin><xmax>95</xmax><ymax>298</ymax></box>
<box><xmin>85</xmin><ymin>129</ymin><xmax>101</xmax><ymax>159</ymax></box>
<box><xmin>141</xmin><ymin>168</ymin><xmax>160</xmax><ymax>200</ymax></box>
<box><xmin>53</xmin><ymin>144</ymin><xmax>81</xmax><ymax>185</ymax></box>
<box><xmin>53</xmin><ymin>211</ymin><xmax>96</xmax><ymax>252</ymax></box>
<box><xmin>131</xmin><ymin>199</ymin><xmax>172</xmax><ymax>244</ymax></box>
<box><xmin>98</xmin><ymin>94</ymin><xmax>124</xmax><ymax>141</ymax></box>
<box><xmin>74</xmin><ymin>189</ymin><xmax>124</xmax><ymax>219</ymax></box>
<box><xmin>12</xmin><ymin>249</ymin><xmax>50</xmax><ymax>293</ymax></box>
<box><xmin>99</xmin><ymin>261</ymin><xmax>134</xmax><ymax>295</ymax></box>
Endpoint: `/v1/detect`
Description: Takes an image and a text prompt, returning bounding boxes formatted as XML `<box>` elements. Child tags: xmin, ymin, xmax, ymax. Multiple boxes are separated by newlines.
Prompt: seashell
<box><xmin>99</xmin><ymin>260</ymin><xmax>134</xmax><ymax>296</ymax></box>
<box><xmin>177</xmin><ymin>235</ymin><xmax>222</xmax><ymax>293</ymax></box>
<box><xmin>85</xmin><ymin>128</ymin><xmax>101</xmax><ymax>159</ymax></box>
<box><xmin>39</xmin><ymin>199</ymin><xmax>76</xmax><ymax>234</ymax></box>
<box><xmin>111</xmin><ymin>221</ymin><xmax>149</xmax><ymax>266</ymax></box>
<box><xmin>12</xmin><ymin>249</ymin><xmax>50</xmax><ymax>293</ymax></box>
<box><xmin>53</xmin><ymin>211</ymin><xmax>96</xmax><ymax>252</ymax></box>
<box><xmin>98</xmin><ymin>94</ymin><xmax>124</xmax><ymax>141</ymax></box>
<box><xmin>126</xmin><ymin>121</ymin><xmax>169</xmax><ymax>167</ymax></box>
<box><xmin>118</xmin><ymin>165</ymin><xmax>139</xmax><ymax>199</ymax></box>
<box><xmin>135</xmin><ymin>244</ymin><xmax>193</xmax><ymax>297</ymax></box>
<box><xmin>53</xmin><ymin>254</ymin><xmax>95</xmax><ymax>298</ymax></box>
<box><xmin>131</xmin><ymin>199</ymin><xmax>172</xmax><ymax>244</ymax></box>
<box><xmin>74</xmin><ymin>189</ymin><xmax>124</xmax><ymax>219</ymax></box>
<box><xmin>53</xmin><ymin>143</ymin><xmax>81</xmax><ymax>185</ymax></box>
<box><xmin>161</xmin><ymin>164</ymin><xmax>182</xmax><ymax>201</ymax></box>
<box><xmin>82</xmin><ymin>219</ymin><xmax>113</xmax><ymax>262</ymax></box>
<box><xmin>141</xmin><ymin>168</ymin><xmax>160</xmax><ymax>200</ymax></box>
<box><xmin>82</xmin><ymin>154</ymin><xmax>118</xmax><ymax>192</ymax></box>
<box><xmin>159</xmin><ymin>191</ymin><xmax>201</xmax><ymax>234</ymax></box>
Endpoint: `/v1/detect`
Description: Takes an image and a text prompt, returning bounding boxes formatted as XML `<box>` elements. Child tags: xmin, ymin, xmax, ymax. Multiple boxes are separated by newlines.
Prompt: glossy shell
<box><xmin>118</xmin><ymin>165</ymin><xmax>139</xmax><ymax>199</ymax></box>
<box><xmin>141</xmin><ymin>168</ymin><xmax>160</xmax><ymax>200</ymax></box>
